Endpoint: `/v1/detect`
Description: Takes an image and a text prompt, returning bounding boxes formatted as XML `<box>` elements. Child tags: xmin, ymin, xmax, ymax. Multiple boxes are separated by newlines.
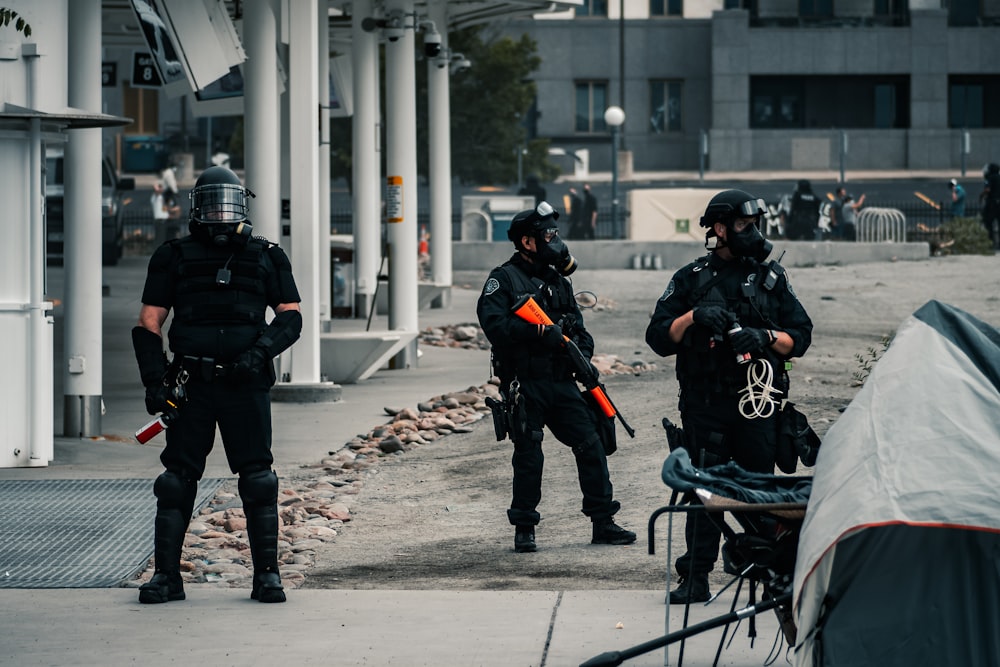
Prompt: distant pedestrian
<box><xmin>948</xmin><ymin>179</ymin><xmax>966</xmax><ymax>217</ymax></box>
<box><xmin>565</xmin><ymin>187</ymin><xmax>584</xmax><ymax>239</ymax></box>
<box><xmin>830</xmin><ymin>186</ymin><xmax>864</xmax><ymax>241</ymax></box>
<box><xmin>581</xmin><ymin>184</ymin><xmax>598</xmax><ymax>240</ymax></box>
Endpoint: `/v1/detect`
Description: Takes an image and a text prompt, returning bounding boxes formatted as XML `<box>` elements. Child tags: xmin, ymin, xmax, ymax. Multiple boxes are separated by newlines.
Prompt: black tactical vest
<box><xmin>171</xmin><ymin>237</ymin><xmax>269</xmax><ymax>327</ymax></box>
<box><xmin>677</xmin><ymin>257</ymin><xmax>787</xmax><ymax>396</ymax></box>
<box><xmin>494</xmin><ymin>262</ymin><xmax>577</xmax><ymax>377</ymax></box>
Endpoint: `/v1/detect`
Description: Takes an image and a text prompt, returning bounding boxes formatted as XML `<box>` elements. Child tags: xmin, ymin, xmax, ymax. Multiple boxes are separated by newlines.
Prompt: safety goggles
<box><xmin>736</xmin><ymin>198</ymin><xmax>767</xmax><ymax>217</ymax></box>
<box><xmin>540</xmin><ymin>228</ymin><xmax>559</xmax><ymax>242</ymax></box>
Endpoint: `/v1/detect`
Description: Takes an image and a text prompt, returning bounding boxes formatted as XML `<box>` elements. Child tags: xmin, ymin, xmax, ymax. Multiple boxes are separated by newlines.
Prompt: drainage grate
<box><xmin>0</xmin><ymin>478</ymin><xmax>222</xmax><ymax>589</ymax></box>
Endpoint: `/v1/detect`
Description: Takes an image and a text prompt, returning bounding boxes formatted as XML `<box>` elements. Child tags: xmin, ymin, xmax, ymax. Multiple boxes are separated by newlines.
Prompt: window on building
<box><xmin>650</xmin><ymin>80</ymin><xmax>682</xmax><ymax>133</ymax></box>
<box><xmin>575</xmin><ymin>81</ymin><xmax>608</xmax><ymax>133</ymax></box>
<box><xmin>750</xmin><ymin>75</ymin><xmax>910</xmax><ymax>129</ymax></box>
<box><xmin>950</xmin><ymin>76</ymin><xmax>1000</xmax><ymax>127</ymax></box>
<box><xmin>799</xmin><ymin>0</ymin><xmax>833</xmax><ymax>19</ymax></box>
<box><xmin>948</xmin><ymin>0</ymin><xmax>979</xmax><ymax>26</ymax></box>
<box><xmin>873</xmin><ymin>0</ymin><xmax>908</xmax><ymax>25</ymax></box>
<box><xmin>575</xmin><ymin>0</ymin><xmax>609</xmax><ymax>17</ymax></box>
<box><xmin>650</xmin><ymin>0</ymin><xmax>683</xmax><ymax>16</ymax></box>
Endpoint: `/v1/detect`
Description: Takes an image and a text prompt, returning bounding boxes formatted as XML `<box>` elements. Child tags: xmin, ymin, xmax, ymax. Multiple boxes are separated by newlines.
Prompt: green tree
<box><xmin>442</xmin><ymin>26</ymin><xmax>558</xmax><ymax>186</ymax></box>
<box><xmin>328</xmin><ymin>25</ymin><xmax>560</xmax><ymax>191</ymax></box>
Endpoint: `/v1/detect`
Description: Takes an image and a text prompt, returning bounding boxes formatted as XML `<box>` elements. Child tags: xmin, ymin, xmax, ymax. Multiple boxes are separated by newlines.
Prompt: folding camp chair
<box><xmin>580</xmin><ymin>450</ymin><xmax>810</xmax><ymax>667</ymax></box>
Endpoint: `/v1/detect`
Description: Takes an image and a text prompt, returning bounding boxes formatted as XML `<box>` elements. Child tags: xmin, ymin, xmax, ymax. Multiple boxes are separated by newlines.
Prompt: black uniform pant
<box><xmin>675</xmin><ymin>395</ymin><xmax>778</xmax><ymax>578</ymax></box>
<box><xmin>983</xmin><ymin>206</ymin><xmax>1000</xmax><ymax>249</ymax></box>
<box><xmin>506</xmin><ymin>377</ymin><xmax>617</xmax><ymax>527</ymax></box>
<box><xmin>161</xmin><ymin>376</ymin><xmax>274</xmax><ymax>480</ymax></box>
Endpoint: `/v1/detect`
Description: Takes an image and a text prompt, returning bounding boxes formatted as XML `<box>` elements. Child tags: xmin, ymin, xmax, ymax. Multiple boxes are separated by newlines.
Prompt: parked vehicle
<box><xmin>45</xmin><ymin>147</ymin><xmax>135</xmax><ymax>266</ymax></box>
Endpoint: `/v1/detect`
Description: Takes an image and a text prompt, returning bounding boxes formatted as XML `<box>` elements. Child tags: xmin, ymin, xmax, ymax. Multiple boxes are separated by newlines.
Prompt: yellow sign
<box><xmin>386</xmin><ymin>176</ymin><xmax>403</xmax><ymax>223</ymax></box>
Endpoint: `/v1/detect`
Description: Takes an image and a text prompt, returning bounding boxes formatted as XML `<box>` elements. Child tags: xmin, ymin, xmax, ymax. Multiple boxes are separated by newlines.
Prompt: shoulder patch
<box><xmin>785</xmin><ymin>276</ymin><xmax>796</xmax><ymax>297</ymax></box>
<box><xmin>659</xmin><ymin>280</ymin><xmax>675</xmax><ymax>301</ymax></box>
<box><xmin>483</xmin><ymin>277</ymin><xmax>501</xmax><ymax>296</ymax></box>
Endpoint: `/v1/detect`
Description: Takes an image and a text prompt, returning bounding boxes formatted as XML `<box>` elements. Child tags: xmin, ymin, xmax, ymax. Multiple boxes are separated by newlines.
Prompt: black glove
<box><xmin>233</xmin><ymin>345</ymin><xmax>271</xmax><ymax>380</ymax></box>
<box><xmin>730</xmin><ymin>327</ymin><xmax>770</xmax><ymax>355</ymax></box>
<box><xmin>539</xmin><ymin>324</ymin><xmax>564</xmax><ymax>351</ymax></box>
<box><xmin>145</xmin><ymin>384</ymin><xmax>173</xmax><ymax>416</ymax></box>
<box><xmin>692</xmin><ymin>306</ymin><xmax>735</xmax><ymax>335</ymax></box>
<box><xmin>144</xmin><ymin>380</ymin><xmax>186</xmax><ymax>416</ymax></box>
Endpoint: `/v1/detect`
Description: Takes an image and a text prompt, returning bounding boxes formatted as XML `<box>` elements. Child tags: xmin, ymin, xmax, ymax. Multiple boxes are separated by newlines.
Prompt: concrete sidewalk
<box><xmin>0</xmin><ymin>588</ymin><xmax>786</xmax><ymax>666</ymax></box>
<box><xmin>0</xmin><ymin>257</ymin><xmax>792</xmax><ymax>667</ymax></box>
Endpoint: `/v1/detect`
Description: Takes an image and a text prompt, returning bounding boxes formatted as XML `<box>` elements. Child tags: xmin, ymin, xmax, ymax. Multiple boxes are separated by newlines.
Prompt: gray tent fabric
<box><xmin>793</xmin><ymin>301</ymin><xmax>1000</xmax><ymax>666</ymax></box>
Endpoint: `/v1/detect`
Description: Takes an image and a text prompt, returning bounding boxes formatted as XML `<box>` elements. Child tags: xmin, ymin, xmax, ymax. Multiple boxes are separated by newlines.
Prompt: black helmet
<box><xmin>986</xmin><ymin>163</ymin><xmax>1000</xmax><ymax>176</ymax></box>
<box><xmin>188</xmin><ymin>167</ymin><xmax>254</xmax><ymax>246</ymax></box>
<box><xmin>699</xmin><ymin>189</ymin><xmax>766</xmax><ymax>228</ymax></box>
<box><xmin>190</xmin><ymin>167</ymin><xmax>251</xmax><ymax>225</ymax></box>
<box><xmin>507</xmin><ymin>201</ymin><xmax>560</xmax><ymax>244</ymax></box>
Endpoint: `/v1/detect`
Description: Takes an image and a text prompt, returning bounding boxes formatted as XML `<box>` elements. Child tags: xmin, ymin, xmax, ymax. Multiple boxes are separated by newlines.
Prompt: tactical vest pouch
<box><xmin>583</xmin><ymin>390</ymin><xmax>617</xmax><ymax>456</ymax></box>
<box><xmin>776</xmin><ymin>401</ymin><xmax>821</xmax><ymax>474</ymax></box>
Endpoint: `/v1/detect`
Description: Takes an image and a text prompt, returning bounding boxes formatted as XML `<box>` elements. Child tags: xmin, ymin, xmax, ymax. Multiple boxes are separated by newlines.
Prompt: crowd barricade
<box><xmin>856</xmin><ymin>207</ymin><xmax>907</xmax><ymax>243</ymax></box>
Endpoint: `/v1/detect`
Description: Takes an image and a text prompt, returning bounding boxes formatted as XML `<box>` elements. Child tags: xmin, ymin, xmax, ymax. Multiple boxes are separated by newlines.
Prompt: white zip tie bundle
<box><xmin>738</xmin><ymin>359</ymin><xmax>782</xmax><ymax>419</ymax></box>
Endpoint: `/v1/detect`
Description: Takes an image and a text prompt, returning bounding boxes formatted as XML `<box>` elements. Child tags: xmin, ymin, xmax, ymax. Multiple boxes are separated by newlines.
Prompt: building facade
<box><xmin>502</xmin><ymin>0</ymin><xmax>1000</xmax><ymax>172</ymax></box>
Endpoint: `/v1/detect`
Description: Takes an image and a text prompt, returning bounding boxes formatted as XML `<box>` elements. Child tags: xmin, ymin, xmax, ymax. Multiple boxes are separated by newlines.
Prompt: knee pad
<box><xmin>153</xmin><ymin>470</ymin><xmax>197</xmax><ymax>510</ymax></box>
<box><xmin>238</xmin><ymin>468</ymin><xmax>278</xmax><ymax>508</ymax></box>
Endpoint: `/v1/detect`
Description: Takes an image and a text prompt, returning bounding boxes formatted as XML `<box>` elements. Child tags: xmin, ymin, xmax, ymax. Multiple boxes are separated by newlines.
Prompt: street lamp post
<box><xmin>604</xmin><ymin>106</ymin><xmax>625</xmax><ymax>239</ymax></box>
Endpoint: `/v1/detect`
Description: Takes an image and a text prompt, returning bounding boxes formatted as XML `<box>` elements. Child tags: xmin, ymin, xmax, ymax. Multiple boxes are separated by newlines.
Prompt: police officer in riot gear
<box><xmin>645</xmin><ymin>189</ymin><xmax>812</xmax><ymax>604</ymax></box>
<box><xmin>131</xmin><ymin>166</ymin><xmax>302</xmax><ymax>604</ymax></box>
<box><xmin>980</xmin><ymin>162</ymin><xmax>1000</xmax><ymax>249</ymax></box>
<box><xmin>786</xmin><ymin>179</ymin><xmax>821</xmax><ymax>241</ymax></box>
<box><xmin>476</xmin><ymin>202</ymin><xmax>635</xmax><ymax>553</ymax></box>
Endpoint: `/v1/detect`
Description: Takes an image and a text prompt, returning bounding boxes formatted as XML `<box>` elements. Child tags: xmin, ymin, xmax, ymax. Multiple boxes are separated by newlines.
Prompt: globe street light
<box><xmin>604</xmin><ymin>106</ymin><xmax>626</xmax><ymax>239</ymax></box>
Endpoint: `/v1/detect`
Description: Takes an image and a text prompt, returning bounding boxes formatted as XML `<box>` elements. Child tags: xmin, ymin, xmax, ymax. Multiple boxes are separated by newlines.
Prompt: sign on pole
<box><xmin>386</xmin><ymin>176</ymin><xmax>403</xmax><ymax>224</ymax></box>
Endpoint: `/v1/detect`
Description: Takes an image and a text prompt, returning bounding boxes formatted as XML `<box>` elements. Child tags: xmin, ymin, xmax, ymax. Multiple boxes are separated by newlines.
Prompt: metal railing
<box><xmin>120</xmin><ymin>199</ymin><xmax>975</xmax><ymax>257</ymax></box>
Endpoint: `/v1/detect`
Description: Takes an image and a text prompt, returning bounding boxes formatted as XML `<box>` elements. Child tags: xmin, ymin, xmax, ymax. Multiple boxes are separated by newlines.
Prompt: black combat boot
<box><xmin>514</xmin><ymin>526</ymin><xmax>537</xmax><ymax>553</ymax></box>
<box><xmin>591</xmin><ymin>519</ymin><xmax>637</xmax><ymax>545</ymax></box>
<box><xmin>245</xmin><ymin>503</ymin><xmax>286</xmax><ymax>603</ymax></box>
<box><xmin>668</xmin><ymin>574</ymin><xmax>710</xmax><ymax>604</ymax></box>
<box><xmin>139</xmin><ymin>507</ymin><xmax>187</xmax><ymax>604</ymax></box>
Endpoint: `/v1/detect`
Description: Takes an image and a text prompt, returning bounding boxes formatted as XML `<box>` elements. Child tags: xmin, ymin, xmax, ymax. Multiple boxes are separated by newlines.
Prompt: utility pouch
<box><xmin>485</xmin><ymin>396</ymin><xmax>508</xmax><ymax>442</ymax></box>
<box><xmin>583</xmin><ymin>391</ymin><xmax>617</xmax><ymax>456</ymax></box>
<box><xmin>776</xmin><ymin>401</ymin><xmax>821</xmax><ymax>474</ymax></box>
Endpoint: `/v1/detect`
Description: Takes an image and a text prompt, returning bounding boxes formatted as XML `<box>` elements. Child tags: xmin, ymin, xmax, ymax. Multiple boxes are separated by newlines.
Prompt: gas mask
<box><xmin>534</xmin><ymin>229</ymin><xmax>578</xmax><ymax>276</ymax></box>
<box><xmin>190</xmin><ymin>219</ymin><xmax>253</xmax><ymax>247</ymax></box>
<box><xmin>726</xmin><ymin>221</ymin><xmax>773</xmax><ymax>262</ymax></box>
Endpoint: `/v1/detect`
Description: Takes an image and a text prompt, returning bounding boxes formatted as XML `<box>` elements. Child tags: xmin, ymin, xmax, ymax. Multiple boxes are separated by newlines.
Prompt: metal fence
<box><xmin>122</xmin><ymin>199</ymin><xmax>978</xmax><ymax>257</ymax></box>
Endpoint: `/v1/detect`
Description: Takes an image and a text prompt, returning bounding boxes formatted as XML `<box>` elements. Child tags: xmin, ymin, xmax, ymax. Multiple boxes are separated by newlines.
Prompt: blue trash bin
<box><xmin>122</xmin><ymin>135</ymin><xmax>168</xmax><ymax>173</ymax></box>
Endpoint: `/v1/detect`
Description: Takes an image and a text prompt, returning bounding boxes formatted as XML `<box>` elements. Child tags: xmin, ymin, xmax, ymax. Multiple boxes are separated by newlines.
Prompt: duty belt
<box><xmin>175</xmin><ymin>355</ymin><xmax>237</xmax><ymax>382</ymax></box>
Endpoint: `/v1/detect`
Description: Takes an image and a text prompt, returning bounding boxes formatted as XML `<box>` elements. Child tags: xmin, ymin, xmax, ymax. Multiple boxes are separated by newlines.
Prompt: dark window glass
<box><xmin>650</xmin><ymin>80</ymin><xmax>683</xmax><ymax>132</ymax></box>
<box><xmin>950</xmin><ymin>76</ymin><xmax>1000</xmax><ymax>128</ymax></box>
<box><xmin>576</xmin><ymin>82</ymin><xmax>609</xmax><ymax>133</ymax></box>
<box><xmin>750</xmin><ymin>75</ymin><xmax>909</xmax><ymax>129</ymax></box>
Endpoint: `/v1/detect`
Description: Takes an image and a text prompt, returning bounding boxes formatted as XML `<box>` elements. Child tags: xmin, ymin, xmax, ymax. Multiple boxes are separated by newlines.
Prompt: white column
<box><xmin>243</xmin><ymin>0</ymin><xmax>281</xmax><ymax>242</ymax></box>
<box><xmin>425</xmin><ymin>0</ymin><xmax>452</xmax><ymax>304</ymax></box>
<box><xmin>351</xmin><ymin>0</ymin><xmax>381</xmax><ymax>320</ymax></box>
<box><xmin>384</xmin><ymin>0</ymin><xmax>419</xmax><ymax>366</ymax></box>
<box><xmin>317</xmin><ymin>0</ymin><xmax>331</xmax><ymax>322</ymax></box>
<box><xmin>286</xmin><ymin>0</ymin><xmax>321</xmax><ymax>383</ymax></box>
<box><xmin>63</xmin><ymin>0</ymin><xmax>103</xmax><ymax>436</ymax></box>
